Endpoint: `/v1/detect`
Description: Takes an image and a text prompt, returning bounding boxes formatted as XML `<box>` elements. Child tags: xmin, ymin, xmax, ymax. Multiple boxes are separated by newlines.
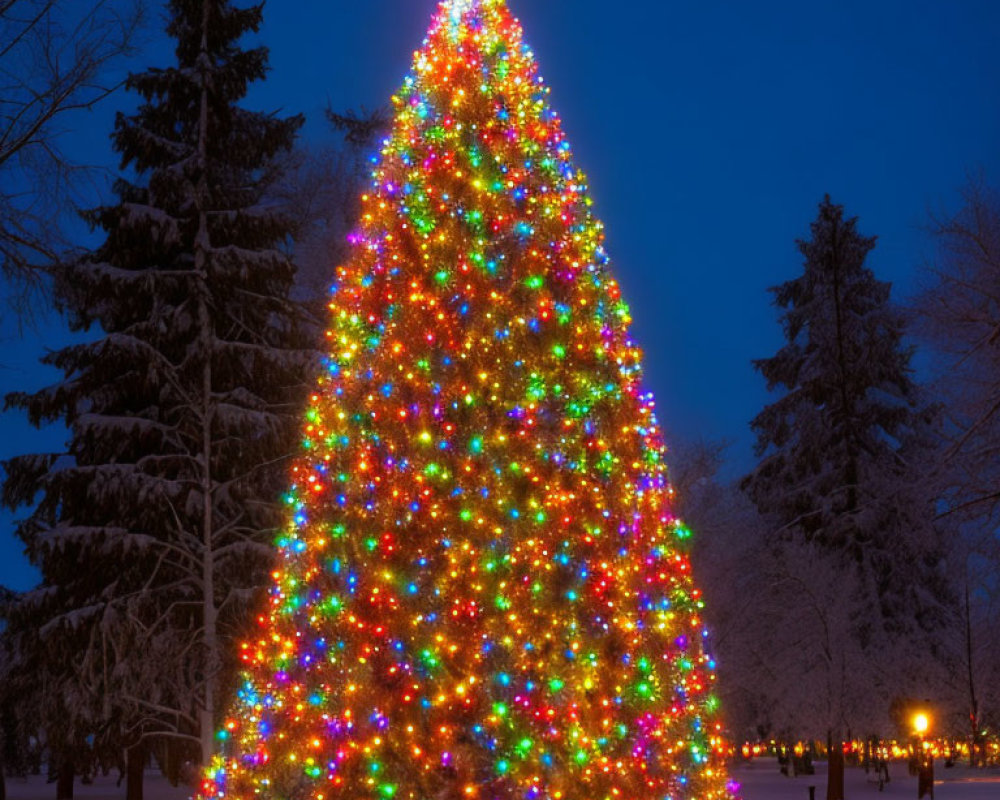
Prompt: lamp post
<box><xmin>914</xmin><ymin>712</ymin><xmax>933</xmax><ymax>799</ymax></box>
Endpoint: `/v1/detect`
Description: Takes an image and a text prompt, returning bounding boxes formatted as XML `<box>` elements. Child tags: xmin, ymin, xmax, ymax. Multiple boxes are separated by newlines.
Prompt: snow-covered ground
<box><xmin>4</xmin><ymin>773</ymin><xmax>189</xmax><ymax>800</ymax></box>
<box><xmin>5</xmin><ymin>759</ymin><xmax>1000</xmax><ymax>800</ymax></box>
<box><xmin>733</xmin><ymin>757</ymin><xmax>1000</xmax><ymax>799</ymax></box>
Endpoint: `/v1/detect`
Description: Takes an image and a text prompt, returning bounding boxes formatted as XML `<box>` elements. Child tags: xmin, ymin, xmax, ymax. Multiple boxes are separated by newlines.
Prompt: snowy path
<box><xmin>5</xmin><ymin>760</ymin><xmax>1000</xmax><ymax>800</ymax></box>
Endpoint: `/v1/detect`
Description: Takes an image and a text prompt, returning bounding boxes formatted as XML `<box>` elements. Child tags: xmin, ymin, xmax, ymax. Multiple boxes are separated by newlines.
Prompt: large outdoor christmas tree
<box><xmin>203</xmin><ymin>2</ymin><xmax>734</xmax><ymax>798</ymax></box>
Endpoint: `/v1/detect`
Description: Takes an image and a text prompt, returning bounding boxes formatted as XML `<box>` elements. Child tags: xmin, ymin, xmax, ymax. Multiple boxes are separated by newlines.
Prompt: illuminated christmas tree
<box><xmin>203</xmin><ymin>1</ymin><xmax>735</xmax><ymax>798</ymax></box>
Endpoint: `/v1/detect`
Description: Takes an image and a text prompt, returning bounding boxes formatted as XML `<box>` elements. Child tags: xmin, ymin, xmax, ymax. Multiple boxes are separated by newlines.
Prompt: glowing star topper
<box><xmin>202</xmin><ymin>2</ymin><xmax>738</xmax><ymax>799</ymax></box>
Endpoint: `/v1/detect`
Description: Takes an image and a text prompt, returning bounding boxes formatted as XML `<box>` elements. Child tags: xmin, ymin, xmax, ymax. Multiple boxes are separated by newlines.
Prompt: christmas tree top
<box><xmin>203</xmin><ymin>1</ymin><xmax>736</xmax><ymax>798</ymax></box>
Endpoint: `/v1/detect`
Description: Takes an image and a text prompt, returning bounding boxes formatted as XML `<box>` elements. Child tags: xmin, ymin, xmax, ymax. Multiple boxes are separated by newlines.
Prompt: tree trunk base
<box><xmin>827</xmin><ymin>744</ymin><xmax>845</xmax><ymax>800</ymax></box>
<box><xmin>126</xmin><ymin>742</ymin><xmax>146</xmax><ymax>800</ymax></box>
<box><xmin>55</xmin><ymin>763</ymin><xmax>73</xmax><ymax>800</ymax></box>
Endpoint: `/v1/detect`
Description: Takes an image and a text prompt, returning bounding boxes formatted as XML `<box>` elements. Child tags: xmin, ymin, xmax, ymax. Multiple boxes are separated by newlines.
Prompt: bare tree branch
<box><xmin>913</xmin><ymin>176</ymin><xmax>1000</xmax><ymax>525</ymax></box>
<box><xmin>0</xmin><ymin>0</ymin><xmax>145</xmax><ymax>313</ymax></box>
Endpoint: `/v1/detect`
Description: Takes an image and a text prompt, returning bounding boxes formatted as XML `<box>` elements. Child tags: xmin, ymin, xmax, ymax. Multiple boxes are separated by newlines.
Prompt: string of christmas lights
<box><xmin>203</xmin><ymin>1</ymin><xmax>737</xmax><ymax>798</ymax></box>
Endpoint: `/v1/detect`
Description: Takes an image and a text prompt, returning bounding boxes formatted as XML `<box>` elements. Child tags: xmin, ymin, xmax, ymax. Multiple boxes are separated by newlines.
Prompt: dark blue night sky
<box><xmin>2</xmin><ymin>0</ymin><xmax>999</xmax><ymax>590</ymax></box>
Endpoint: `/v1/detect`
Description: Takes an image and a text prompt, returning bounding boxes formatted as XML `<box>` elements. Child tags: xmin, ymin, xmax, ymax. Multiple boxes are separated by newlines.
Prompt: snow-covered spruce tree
<box><xmin>1</xmin><ymin>0</ymin><xmax>309</xmax><ymax>777</ymax></box>
<box><xmin>0</xmin><ymin>601</ymin><xmax>98</xmax><ymax>800</ymax></box>
<box><xmin>742</xmin><ymin>197</ymin><xmax>948</xmax><ymax>797</ymax></box>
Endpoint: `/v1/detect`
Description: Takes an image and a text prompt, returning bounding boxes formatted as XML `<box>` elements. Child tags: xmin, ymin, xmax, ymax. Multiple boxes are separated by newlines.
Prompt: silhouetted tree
<box><xmin>2</xmin><ymin>1</ymin><xmax>311</xmax><ymax>786</ymax></box>
<box><xmin>743</xmin><ymin>196</ymin><xmax>949</xmax><ymax>800</ymax></box>
<box><xmin>913</xmin><ymin>177</ymin><xmax>1000</xmax><ymax>765</ymax></box>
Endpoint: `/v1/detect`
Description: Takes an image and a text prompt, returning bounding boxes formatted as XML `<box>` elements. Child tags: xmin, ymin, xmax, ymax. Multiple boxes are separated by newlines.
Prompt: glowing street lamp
<box><xmin>914</xmin><ymin>711</ymin><xmax>933</xmax><ymax>799</ymax></box>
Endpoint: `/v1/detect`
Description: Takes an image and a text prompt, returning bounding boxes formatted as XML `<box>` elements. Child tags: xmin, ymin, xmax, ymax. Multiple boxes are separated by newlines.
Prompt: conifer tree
<box><xmin>743</xmin><ymin>196</ymin><xmax>947</xmax><ymax>799</ymax></box>
<box><xmin>1</xmin><ymin>0</ymin><xmax>308</xmax><ymax>772</ymax></box>
<box><xmin>744</xmin><ymin>197</ymin><xmax>945</xmax><ymax>625</ymax></box>
<box><xmin>203</xmin><ymin>2</ymin><xmax>733</xmax><ymax>800</ymax></box>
